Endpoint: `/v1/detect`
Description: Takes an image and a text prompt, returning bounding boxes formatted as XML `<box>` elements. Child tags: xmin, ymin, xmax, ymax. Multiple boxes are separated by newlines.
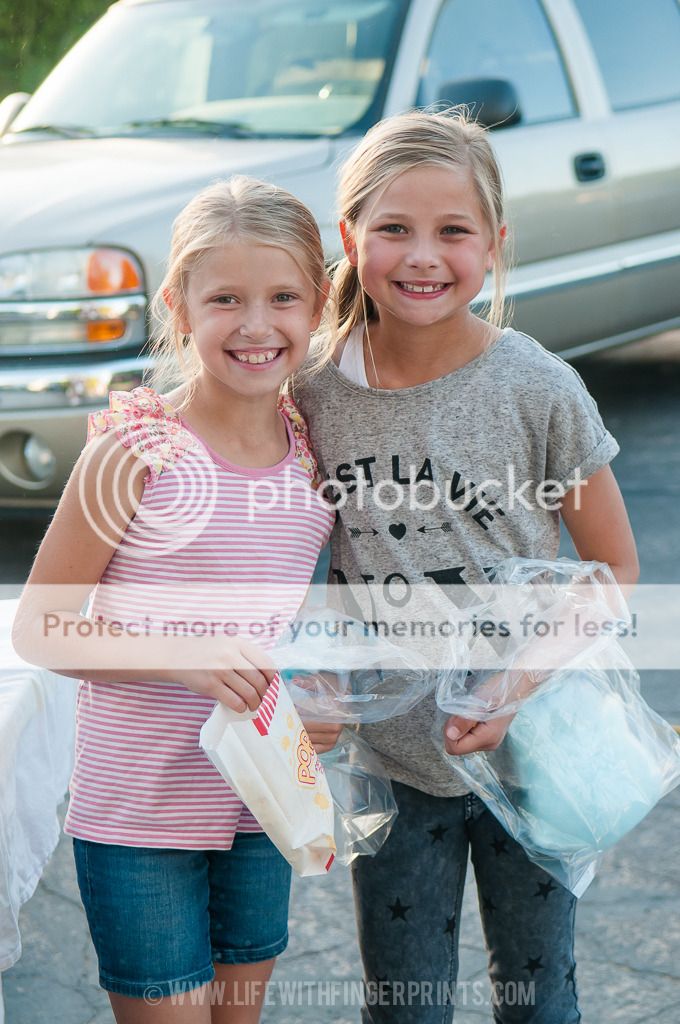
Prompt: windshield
<box><xmin>9</xmin><ymin>0</ymin><xmax>408</xmax><ymax>139</ymax></box>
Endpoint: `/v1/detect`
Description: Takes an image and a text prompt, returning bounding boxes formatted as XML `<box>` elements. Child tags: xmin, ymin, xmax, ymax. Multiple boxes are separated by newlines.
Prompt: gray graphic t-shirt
<box><xmin>295</xmin><ymin>329</ymin><xmax>619</xmax><ymax>796</ymax></box>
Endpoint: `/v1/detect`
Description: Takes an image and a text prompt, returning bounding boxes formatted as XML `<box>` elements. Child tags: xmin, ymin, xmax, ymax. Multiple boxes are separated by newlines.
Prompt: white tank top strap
<box><xmin>337</xmin><ymin>325</ymin><xmax>369</xmax><ymax>387</ymax></box>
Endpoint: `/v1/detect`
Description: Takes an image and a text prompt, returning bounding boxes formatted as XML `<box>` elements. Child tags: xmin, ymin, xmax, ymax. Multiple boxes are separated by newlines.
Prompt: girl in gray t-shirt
<box><xmin>296</xmin><ymin>109</ymin><xmax>638</xmax><ymax>1024</ymax></box>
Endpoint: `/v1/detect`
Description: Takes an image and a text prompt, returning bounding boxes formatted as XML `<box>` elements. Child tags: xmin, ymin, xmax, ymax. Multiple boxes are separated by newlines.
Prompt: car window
<box><xmin>10</xmin><ymin>0</ymin><xmax>408</xmax><ymax>139</ymax></box>
<box><xmin>573</xmin><ymin>0</ymin><xmax>680</xmax><ymax>111</ymax></box>
<box><xmin>417</xmin><ymin>0</ymin><xmax>576</xmax><ymax>125</ymax></box>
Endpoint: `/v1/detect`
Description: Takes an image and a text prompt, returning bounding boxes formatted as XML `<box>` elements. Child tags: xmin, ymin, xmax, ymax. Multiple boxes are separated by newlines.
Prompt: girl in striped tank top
<box><xmin>14</xmin><ymin>177</ymin><xmax>335</xmax><ymax>1022</ymax></box>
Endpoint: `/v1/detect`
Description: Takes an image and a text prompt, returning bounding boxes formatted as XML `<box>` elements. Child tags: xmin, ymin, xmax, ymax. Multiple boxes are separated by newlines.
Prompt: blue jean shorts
<box><xmin>73</xmin><ymin>833</ymin><xmax>291</xmax><ymax>999</ymax></box>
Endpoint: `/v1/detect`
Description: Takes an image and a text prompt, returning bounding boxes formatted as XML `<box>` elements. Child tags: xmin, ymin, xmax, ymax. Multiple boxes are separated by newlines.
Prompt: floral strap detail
<box><xmin>278</xmin><ymin>394</ymin><xmax>324</xmax><ymax>490</ymax></box>
<box><xmin>87</xmin><ymin>386</ymin><xmax>199</xmax><ymax>483</ymax></box>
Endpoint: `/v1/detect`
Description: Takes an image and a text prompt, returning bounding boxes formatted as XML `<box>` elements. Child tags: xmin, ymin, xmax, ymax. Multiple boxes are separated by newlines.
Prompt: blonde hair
<box><xmin>148</xmin><ymin>176</ymin><xmax>333</xmax><ymax>398</ymax></box>
<box><xmin>329</xmin><ymin>108</ymin><xmax>509</xmax><ymax>343</ymax></box>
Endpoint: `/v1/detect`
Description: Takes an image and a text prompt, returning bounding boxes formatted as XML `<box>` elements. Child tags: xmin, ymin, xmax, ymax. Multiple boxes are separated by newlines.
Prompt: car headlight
<box><xmin>23</xmin><ymin>434</ymin><xmax>58</xmax><ymax>482</ymax></box>
<box><xmin>0</xmin><ymin>247</ymin><xmax>147</xmax><ymax>352</ymax></box>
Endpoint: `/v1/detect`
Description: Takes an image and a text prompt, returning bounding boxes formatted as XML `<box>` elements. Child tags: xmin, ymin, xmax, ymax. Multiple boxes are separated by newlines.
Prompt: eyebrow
<box><xmin>203</xmin><ymin>281</ymin><xmax>304</xmax><ymax>291</ymax></box>
<box><xmin>373</xmin><ymin>211</ymin><xmax>476</xmax><ymax>223</ymax></box>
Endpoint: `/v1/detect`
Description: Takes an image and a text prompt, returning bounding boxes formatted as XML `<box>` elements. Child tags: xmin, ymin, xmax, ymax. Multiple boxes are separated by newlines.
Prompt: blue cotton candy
<box><xmin>505</xmin><ymin>672</ymin><xmax>668</xmax><ymax>853</ymax></box>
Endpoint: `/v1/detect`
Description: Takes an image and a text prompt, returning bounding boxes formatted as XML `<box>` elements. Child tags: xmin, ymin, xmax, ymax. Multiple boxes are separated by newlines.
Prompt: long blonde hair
<box><xmin>329</xmin><ymin>108</ymin><xmax>509</xmax><ymax>343</ymax></box>
<box><xmin>148</xmin><ymin>176</ymin><xmax>334</xmax><ymax>398</ymax></box>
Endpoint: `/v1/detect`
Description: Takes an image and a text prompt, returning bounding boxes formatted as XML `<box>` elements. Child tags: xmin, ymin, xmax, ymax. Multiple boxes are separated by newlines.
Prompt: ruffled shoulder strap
<box><xmin>87</xmin><ymin>386</ymin><xmax>199</xmax><ymax>483</ymax></box>
<box><xmin>278</xmin><ymin>393</ymin><xmax>325</xmax><ymax>490</ymax></box>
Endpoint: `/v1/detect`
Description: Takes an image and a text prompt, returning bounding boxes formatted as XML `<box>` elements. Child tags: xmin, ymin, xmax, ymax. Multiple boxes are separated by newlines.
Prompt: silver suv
<box><xmin>0</xmin><ymin>0</ymin><xmax>679</xmax><ymax>506</ymax></box>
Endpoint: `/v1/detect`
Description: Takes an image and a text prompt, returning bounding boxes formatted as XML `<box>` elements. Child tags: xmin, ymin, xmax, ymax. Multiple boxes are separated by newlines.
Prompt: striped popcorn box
<box><xmin>200</xmin><ymin>675</ymin><xmax>336</xmax><ymax>876</ymax></box>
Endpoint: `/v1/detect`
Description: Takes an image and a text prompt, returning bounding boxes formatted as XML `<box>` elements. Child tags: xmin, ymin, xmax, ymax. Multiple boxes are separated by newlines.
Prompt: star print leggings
<box><xmin>352</xmin><ymin>782</ymin><xmax>580</xmax><ymax>1023</ymax></box>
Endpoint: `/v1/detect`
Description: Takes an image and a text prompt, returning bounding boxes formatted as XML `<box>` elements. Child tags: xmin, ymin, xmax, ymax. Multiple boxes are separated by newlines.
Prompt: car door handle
<box><xmin>574</xmin><ymin>151</ymin><xmax>606</xmax><ymax>182</ymax></box>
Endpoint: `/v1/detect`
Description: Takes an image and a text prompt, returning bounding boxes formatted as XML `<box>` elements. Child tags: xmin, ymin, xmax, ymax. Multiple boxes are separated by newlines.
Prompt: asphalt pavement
<box><xmin>3</xmin><ymin>784</ymin><xmax>680</xmax><ymax>1024</ymax></box>
<box><xmin>2</xmin><ymin>332</ymin><xmax>680</xmax><ymax>1023</ymax></box>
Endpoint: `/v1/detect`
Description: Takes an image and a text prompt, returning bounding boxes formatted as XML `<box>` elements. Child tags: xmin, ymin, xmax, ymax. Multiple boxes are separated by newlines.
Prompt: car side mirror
<box><xmin>0</xmin><ymin>93</ymin><xmax>31</xmax><ymax>136</ymax></box>
<box><xmin>436</xmin><ymin>78</ymin><xmax>521</xmax><ymax>130</ymax></box>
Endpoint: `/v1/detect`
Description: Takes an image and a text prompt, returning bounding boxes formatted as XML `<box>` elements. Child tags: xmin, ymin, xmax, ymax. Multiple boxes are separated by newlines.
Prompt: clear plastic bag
<box><xmin>273</xmin><ymin>606</ymin><xmax>466</xmax><ymax>863</ymax></box>
<box><xmin>436</xmin><ymin>557</ymin><xmax>633</xmax><ymax>720</ymax></box>
<box><xmin>321</xmin><ymin>728</ymin><xmax>398</xmax><ymax>865</ymax></box>
<box><xmin>275</xmin><ymin>607</ymin><xmax>465</xmax><ymax>724</ymax></box>
<box><xmin>434</xmin><ymin>559</ymin><xmax>680</xmax><ymax>895</ymax></box>
<box><xmin>436</xmin><ymin>659</ymin><xmax>680</xmax><ymax>895</ymax></box>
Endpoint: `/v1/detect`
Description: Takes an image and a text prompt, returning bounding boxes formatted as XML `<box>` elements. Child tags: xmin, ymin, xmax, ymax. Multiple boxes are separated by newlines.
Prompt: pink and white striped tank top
<box><xmin>64</xmin><ymin>386</ymin><xmax>334</xmax><ymax>849</ymax></box>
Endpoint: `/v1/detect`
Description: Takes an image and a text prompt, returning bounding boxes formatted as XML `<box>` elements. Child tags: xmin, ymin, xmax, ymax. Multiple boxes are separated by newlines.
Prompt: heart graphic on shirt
<box><xmin>389</xmin><ymin>523</ymin><xmax>407</xmax><ymax>540</ymax></box>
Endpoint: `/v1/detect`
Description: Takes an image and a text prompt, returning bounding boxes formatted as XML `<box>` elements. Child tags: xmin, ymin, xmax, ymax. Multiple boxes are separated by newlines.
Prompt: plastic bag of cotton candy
<box><xmin>433</xmin><ymin>558</ymin><xmax>680</xmax><ymax>896</ymax></box>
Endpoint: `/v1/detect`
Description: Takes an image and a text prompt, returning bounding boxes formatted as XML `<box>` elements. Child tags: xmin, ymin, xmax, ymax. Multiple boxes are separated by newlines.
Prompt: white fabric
<box><xmin>0</xmin><ymin>600</ymin><xmax>76</xmax><ymax>973</ymax></box>
<box><xmin>337</xmin><ymin>326</ymin><xmax>369</xmax><ymax>386</ymax></box>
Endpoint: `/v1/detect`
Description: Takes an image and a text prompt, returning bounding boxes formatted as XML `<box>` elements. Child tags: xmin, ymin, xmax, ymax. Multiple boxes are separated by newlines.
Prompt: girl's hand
<box><xmin>442</xmin><ymin>667</ymin><xmax>523</xmax><ymax>755</ymax></box>
<box><xmin>171</xmin><ymin>638</ymin><xmax>278</xmax><ymax>713</ymax></box>
<box><xmin>303</xmin><ymin>721</ymin><xmax>343</xmax><ymax>754</ymax></box>
<box><xmin>444</xmin><ymin>711</ymin><xmax>515</xmax><ymax>755</ymax></box>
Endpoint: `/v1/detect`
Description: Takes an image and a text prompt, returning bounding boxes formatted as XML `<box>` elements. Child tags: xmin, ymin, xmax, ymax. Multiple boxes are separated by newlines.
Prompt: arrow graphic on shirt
<box><xmin>348</xmin><ymin>527</ymin><xmax>379</xmax><ymax>538</ymax></box>
<box><xmin>417</xmin><ymin>522</ymin><xmax>453</xmax><ymax>534</ymax></box>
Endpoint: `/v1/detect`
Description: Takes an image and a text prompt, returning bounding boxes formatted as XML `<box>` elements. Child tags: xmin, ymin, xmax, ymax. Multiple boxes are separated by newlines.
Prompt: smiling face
<box><xmin>344</xmin><ymin>163</ymin><xmax>497</xmax><ymax>338</ymax></box>
<box><xmin>178</xmin><ymin>242</ymin><xmax>325</xmax><ymax>398</ymax></box>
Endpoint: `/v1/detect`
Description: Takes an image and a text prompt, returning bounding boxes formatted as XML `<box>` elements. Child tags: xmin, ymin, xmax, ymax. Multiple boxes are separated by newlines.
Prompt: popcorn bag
<box><xmin>200</xmin><ymin>677</ymin><xmax>336</xmax><ymax>876</ymax></box>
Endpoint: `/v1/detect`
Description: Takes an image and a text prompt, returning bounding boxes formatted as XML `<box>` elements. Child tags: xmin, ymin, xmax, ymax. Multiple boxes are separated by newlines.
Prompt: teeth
<box><xmin>233</xmin><ymin>350</ymin><xmax>279</xmax><ymax>364</ymax></box>
<box><xmin>400</xmin><ymin>282</ymin><xmax>447</xmax><ymax>294</ymax></box>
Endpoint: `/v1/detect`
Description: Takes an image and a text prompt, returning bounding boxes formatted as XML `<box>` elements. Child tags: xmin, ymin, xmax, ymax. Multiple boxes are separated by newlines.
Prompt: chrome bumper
<box><xmin>0</xmin><ymin>356</ymin><xmax>152</xmax><ymax>504</ymax></box>
<box><xmin>0</xmin><ymin>355</ymin><xmax>152</xmax><ymax>412</ymax></box>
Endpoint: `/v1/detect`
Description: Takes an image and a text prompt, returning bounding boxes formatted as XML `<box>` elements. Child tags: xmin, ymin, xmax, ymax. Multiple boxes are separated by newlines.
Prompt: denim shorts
<box><xmin>73</xmin><ymin>832</ymin><xmax>291</xmax><ymax>999</ymax></box>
